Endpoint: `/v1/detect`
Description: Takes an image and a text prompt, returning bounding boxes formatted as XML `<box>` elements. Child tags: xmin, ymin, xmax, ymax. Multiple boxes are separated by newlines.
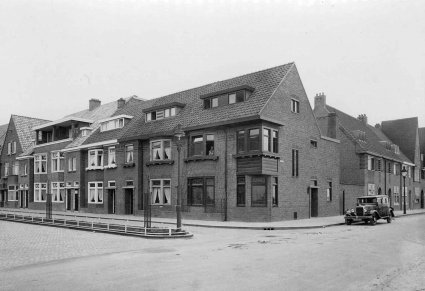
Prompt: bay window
<box><xmin>150</xmin><ymin>179</ymin><xmax>171</xmax><ymax>205</ymax></box>
<box><xmin>251</xmin><ymin>176</ymin><xmax>267</xmax><ymax>207</ymax></box>
<box><xmin>248</xmin><ymin>129</ymin><xmax>260</xmax><ymax>151</ymax></box>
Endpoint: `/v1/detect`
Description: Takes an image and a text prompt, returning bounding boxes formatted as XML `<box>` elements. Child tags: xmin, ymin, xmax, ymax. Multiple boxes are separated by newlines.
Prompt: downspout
<box><xmin>224</xmin><ymin>127</ymin><xmax>228</xmax><ymax>221</ymax></box>
<box><xmin>384</xmin><ymin>159</ymin><xmax>387</xmax><ymax>198</ymax></box>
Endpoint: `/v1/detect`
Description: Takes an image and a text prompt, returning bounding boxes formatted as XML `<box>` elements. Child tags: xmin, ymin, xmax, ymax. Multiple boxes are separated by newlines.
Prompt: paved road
<box><xmin>1</xmin><ymin>215</ymin><xmax>424</xmax><ymax>290</ymax></box>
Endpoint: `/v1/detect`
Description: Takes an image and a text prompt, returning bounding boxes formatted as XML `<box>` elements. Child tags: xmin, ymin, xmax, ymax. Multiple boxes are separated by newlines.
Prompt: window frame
<box><xmin>88</xmin><ymin>182</ymin><xmax>104</xmax><ymax>204</ymax></box>
<box><xmin>107</xmin><ymin>146</ymin><xmax>117</xmax><ymax>167</ymax></box>
<box><xmin>100</xmin><ymin>118</ymin><xmax>125</xmax><ymax>132</ymax></box>
<box><xmin>4</xmin><ymin>162</ymin><xmax>9</xmax><ymax>177</ymax></box>
<box><xmin>187</xmin><ymin>177</ymin><xmax>215</xmax><ymax>206</ymax></box>
<box><xmin>292</xmin><ymin>149</ymin><xmax>299</xmax><ymax>177</ymax></box>
<box><xmin>125</xmin><ymin>144</ymin><xmax>134</xmax><ymax>164</ymax></box>
<box><xmin>34</xmin><ymin>153</ymin><xmax>47</xmax><ymax>174</ymax></box>
<box><xmin>68</xmin><ymin>157</ymin><xmax>77</xmax><ymax>172</ymax></box>
<box><xmin>237</xmin><ymin>127</ymin><xmax>278</xmax><ymax>154</ymax></box>
<box><xmin>87</xmin><ymin>149</ymin><xmax>104</xmax><ymax>169</ymax></box>
<box><xmin>7</xmin><ymin>185</ymin><xmax>18</xmax><ymax>201</ymax></box>
<box><xmin>145</xmin><ymin>107</ymin><xmax>177</xmax><ymax>122</ymax></box>
<box><xmin>272</xmin><ymin>177</ymin><xmax>278</xmax><ymax>206</ymax></box>
<box><xmin>51</xmin><ymin>151</ymin><xmax>65</xmax><ymax>173</ymax></box>
<box><xmin>34</xmin><ymin>183</ymin><xmax>47</xmax><ymax>202</ymax></box>
<box><xmin>51</xmin><ymin>182</ymin><xmax>65</xmax><ymax>203</ymax></box>
<box><xmin>150</xmin><ymin>139</ymin><xmax>172</xmax><ymax>161</ymax></box>
<box><xmin>326</xmin><ymin>181</ymin><xmax>333</xmax><ymax>202</ymax></box>
<box><xmin>150</xmin><ymin>179</ymin><xmax>172</xmax><ymax>205</ymax></box>
<box><xmin>236</xmin><ymin>176</ymin><xmax>246</xmax><ymax>207</ymax></box>
<box><xmin>189</xmin><ymin>133</ymin><xmax>215</xmax><ymax>157</ymax></box>
<box><xmin>291</xmin><ymin>98</ymin><xmax>300</xmax><ymax>113</ymax></box>
<box><xmin>251</xmin><ymin>176</ymin><xmax>267</xmax><ymax>207</ymax></box>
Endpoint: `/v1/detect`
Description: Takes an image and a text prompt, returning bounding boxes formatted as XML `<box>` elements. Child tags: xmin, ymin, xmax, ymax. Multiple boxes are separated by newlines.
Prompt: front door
<box><xmin>125</xmin><ymin>189</ymin><xmax>133</xmax><ymax>215</ymax></box>
<box><xmin>20</xmin><ymin>191</ymin><xmax>24</xmax><ymax>208</ymax></box>
<box><xmin>311</xmin><ymin>188</ymin><xmax>318</xmax><ymax>217</ymax></box>
<box><xmin>108</xmin><ymin>189</ymin><xmax>115</xmax><ymax>214</ymax></box>
<box><xmin>66</xmin><ymin>189</ymin><xmax>72</xmax><ymax>211</ymax></box>
<box><xmin>74</xmin><ymin>190</ymin><xmax>79</xmax><ymax>211</ymax></box>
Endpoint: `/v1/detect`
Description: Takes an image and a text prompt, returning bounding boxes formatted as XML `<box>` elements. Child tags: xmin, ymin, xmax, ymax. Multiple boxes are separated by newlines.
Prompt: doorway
<box><xmin>339</xmin><ymin>190</ymin><xmax>345</xmax><ymax>215</ymax></box>
<box><xmin>310</xmin><ymin>187</ymin><xmax>318</xmax><ymax>217</ymax></box>
<box><xmin>108</xmin><ymin>189</ymin><xmax>115</xmax><ymax>214</ymax></box>
<box><xmin>421</xmin><ymin>190</ymin><xmax>424</xmax><ymax>209</ymax></box>
<box><xmin>125</xmin><ymin>189</ymin><xmax>134</xmax><ymax>215</ymax></box>
<box><xmin>74</xmin><ymin>190</ymin><xmax>79</xmax><ymax>211</ymax></box>
<box><xmin>66</xmin><ymin>189</ymin><xmax>72</xmax><ymax>211</ymax></box>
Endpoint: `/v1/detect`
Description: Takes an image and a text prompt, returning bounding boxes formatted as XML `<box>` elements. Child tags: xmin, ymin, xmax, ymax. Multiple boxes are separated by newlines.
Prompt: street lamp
<box><xmin>401</xmin><ymin>166</ymin><xmax>407</xmax><ymax>215</ymax></box>
<box><xmin>174</xmin><ymin>124</ymin><xmax>185</xmax><ymax>230</ymax></box>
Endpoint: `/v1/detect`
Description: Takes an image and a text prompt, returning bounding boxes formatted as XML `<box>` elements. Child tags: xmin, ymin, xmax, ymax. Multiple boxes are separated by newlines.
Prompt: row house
<box><xmin>381</xmin><ymin>118</ymin><xmax>425</xmax><ymax>209</ymax></box>
<box><xmin>313</xmin><ymin>93</ymin><xmax>424</xmax><ymax>211</ymax></box>
<box><xmin>15</xmin><ymin>97</ymin><xmax>142</xmax><ymax>212</ymax></box>
<box><xmin>0</xmin><ymin>115</ymin><xmax>49</xmax><ymax>208</ymax></box>
<box><xmin>71</xmin><ymin>62</ymin><xmax>341</xmax><ymax>222</ymax></box>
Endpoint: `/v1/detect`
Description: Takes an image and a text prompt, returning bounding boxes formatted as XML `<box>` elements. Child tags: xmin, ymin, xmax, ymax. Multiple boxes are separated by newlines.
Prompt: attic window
<box><xmin>80</xmin><ymin>127</ymin><xmax>92</xmax><ymax>137</ymax></box>
<box><xmin>203</xmin><ymin>90</ymin><xmax>249</xmax><ymax>109</ymax></box>
<box><xmin>99</xmin><ymin>115</ymin><xmax>133</xmax><ymax>132</ymax></box>
<box><xmin>146</xmin><ymin>107</ymin><xmax>177</xmax><ymax>122</ymax></box>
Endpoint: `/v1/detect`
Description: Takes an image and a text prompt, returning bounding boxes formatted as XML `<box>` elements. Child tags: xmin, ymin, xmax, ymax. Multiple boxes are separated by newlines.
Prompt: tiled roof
<box><xmin>381</xmin><ymin>117</ymin><xmax>418</xmax><ymax>162</ymax></box>
<box><xmin>326</xmin><ymin>106</ymin><xmax>411</xmax><ymax>163</ymax></box>
<box><xmin>11</xmin><ymin>115</ymin><xmax>50</xmax><ymax>152</ymax></box>
<box><xmin>0</xmin><ymin>123</ymin><xmax>9</xmax><ymax>149</ymax></box>
<box><xmin>64</xmin><ymin>98</ymin><xmax>135</xmax><ymax>149</ymax></box>
<box><xmin>82</xmin><ymin>97</ymin><xmax>153</xmax><ymax>145</ymax></box>
<box><xmin>120</xmin><ymin>63</ymin><xmax>294</xmax><ymax>140</ymax></box>
<box><xmin>419</xmin><ymin>127</ymin><xmax>425</xmax><ymax>154</ymax></box>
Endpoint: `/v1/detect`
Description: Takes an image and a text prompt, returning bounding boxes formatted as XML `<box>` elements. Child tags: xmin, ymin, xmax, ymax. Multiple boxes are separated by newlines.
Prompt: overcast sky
<box><xmin>1</xmin><ymin>0</ymin><xmax>424</xmax><ymax>127</ymax></box>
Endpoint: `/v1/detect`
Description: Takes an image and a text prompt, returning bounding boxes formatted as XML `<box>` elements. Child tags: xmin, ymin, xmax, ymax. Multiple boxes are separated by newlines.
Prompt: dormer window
<box><xmin>144</xmin><ymin>102</ymin><xmax>185</xmax><ymax>122</ymax></box>
<box><xmin>200</xmin><ymin>85</ymin><xmax>254</xmax><ymax>109</ymax></box>
<box><xmin>352</xmin><ymin>130</ymin><xmax>366</xmax><ymax>142</ymax></box>
<box><xmin>99</xmin><ymin>115</ymin><xmax>132</xmax><ymax>132</ymax></box>
<box><xmin>80</xmin><ymin>127</ymin><xmax>92</xmax><ymax>137</ymax></box>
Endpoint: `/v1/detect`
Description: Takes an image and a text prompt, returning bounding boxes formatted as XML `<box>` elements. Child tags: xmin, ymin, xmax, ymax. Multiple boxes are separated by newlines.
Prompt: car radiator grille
<box><xmin>356</xmin><ymin>207</ymin><xmax>364</xmax><ymax>216</ymax></box>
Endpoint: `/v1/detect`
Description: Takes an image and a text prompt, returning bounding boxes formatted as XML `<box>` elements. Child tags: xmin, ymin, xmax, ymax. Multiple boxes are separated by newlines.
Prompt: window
<box><xmin>108</xmin><ymin>147</ymin><xmax>116</xmax><ymax>166</ymax></box>
<box><xmin>190</xmin><ymin>134</ymin><xmax>214</xmax><ymax>156</ymax></box>
<box><xmin>34</xmin><ymin>183</ymin><xmax>47</xmax><ymax>202</ymax></box>
<box><xmin>51</xmin><ymin>152</ymin><xmax>65</xmax><ymax>172</ymax></box>
<box><xmin>252</xmin><ymin>176</ymin><xmax>267</xmax><ymax>207</ymax></box>
<box><xmin>248</xmin><ymin>129</ymin><xmax>260</xmax><ymax>151</ymax></box>
<box><xmin>23</xmin><ymin>163</ymin><xmax>28</xmax><ymax>176</ymax></box>
<box><xmin>88</xmin><ymin>149</ymin><xmax>103</xmax><ymax>168</ymax></box>
<box><xmin>291</xmin><ymin>99</ymin><xmax>300</xmax><ymax>113</ymax></box>
<box><xmin>34</xmin><ymin>154</ymin><xmax>47</xmax><ymax>174</ymax></box>
<box><xmin>228</xmin><ymin>91</ymin><xmax>245</xmax><ymax>104</ymax></box>
<box><xmin>151</xmin><ymin>140</ymin><xmax>171</xmax><ymax>161</ymax></box>
<box><xmin>88</xmin><ymin>182</ymin><xmax>103</xmax><ymax>204</ymax></box>
<box><xmin>145</xmin><ymin>107</ymin><xmax>177</xmax><ymax>122</ymax></box>
<box><xmin>263</xmin><ymin>129</ymin><xmax>270</xmax><ymax>152</ymax></box>
<box><xmin>367</xmin><ymin>156</ymin><xmax>376</xmax><ymax>171</ymax></box>
<box><xmin>327</xmin><ymin>182</ymin><xmax>332</xmax><ymax>202</ymax></box>
<box><xmin>292</xmin><ymin>149</ymin><xmax>299</xmax><ymax>177</ymax></box>
<box><xmin>68</xmin><ymin>157</ymin><xmax>77</xmax><ymax>172</ymax></box>
<box><xmin>12</xmin><ymin>141</ymin><xmax>17</xmax><ymax>154</ymax></box>
<box><xmin>100</xmin><ymin>118</ymin><xmax>125</xmax><ymax>132</ymax></box>
<box><xmin>236</xmin><ymin>176</ymin><xmax>246</xmax><ymax>206</ymax></box>
<box><xmin>8</xmin><ymin>185</ymin><xmax>18</xmax><ymax>201</ymax></box>
<box><xmin>108</xmin><ymin>181</ymin><xmax>116</xmax><ymax>188</ymax></box>
<box><xmin>12</xmin><ymin>162</ymin><xmax>19</xmax><ymax>175</ymax></box>
<box><xmin>310</xmin><ymin>140</ymin><xmax>318</xmax><ymax>148</ymax></box>
<box><xmin>237</xmin><ymin>130</ymin><xmax>245</xmax><ymax>153</ymax></box>
<box><xmin>272</xmin><ymin>130</ymin><xmax>278</xmax><ymax>153</ymax></box>
<box><xmin>51</xmin><ymin>182</ymin><xmax>65</xmax><ymax>202</ymax></box>
<box><xmin>368</xmin><ymin>183</ymin><xmax>375</xmax><ymax>196</ymax></box>
<box><xmin>7</xmin><ymin>142</ymin><xmax>11</xmax><ymax>155</ymax></box>
<box><xmin>187</xmin><ymin>177</ymin><xmax>215</xmax><ymax>206</ymax></box>
<box><xmin>151</xmin><ymin>179</ymin><xmax>171</xmax><ymax>205</ymax></box>
<box><xmin>4</xmin><ymin>162</ymin><xmax>9</xmax><ymax>177</ymax></box>
<box><xmin>272</xmin><ymin>177</ymin><xmax>278</xmax><ymax>206</ymax></box>
<box><xmin>125</xmin><ymin>144</ymin><xmax>134</xmax><ymax>163</ymax></box>
<box><xmin>393</xmin><ymin>186</ymin><xmax>400</xmax><ymax>205</ymax></box>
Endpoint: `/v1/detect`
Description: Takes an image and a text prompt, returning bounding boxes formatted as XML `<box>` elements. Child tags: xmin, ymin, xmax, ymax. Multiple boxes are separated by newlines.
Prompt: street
<box><xmin>1</xmin><ymin>215</ymin><xmax>425</xmax><ymax>291</ymax></box>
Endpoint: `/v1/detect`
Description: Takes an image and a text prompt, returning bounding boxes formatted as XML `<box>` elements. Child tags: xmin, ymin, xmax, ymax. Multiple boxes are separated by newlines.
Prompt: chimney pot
<box><xmin>357</xmin><ymin>114</ymin><xmax>368</xmax><ymax>124</ymax></box>
<box><xmin>314</xmin><ymin>92</ymin><xmax>327</xmax><ymax>110</ymax></box>
<box><xmin>117</xmin><ymin>98</ymin><xmax>126</xmax><ymax>109</ymax></box>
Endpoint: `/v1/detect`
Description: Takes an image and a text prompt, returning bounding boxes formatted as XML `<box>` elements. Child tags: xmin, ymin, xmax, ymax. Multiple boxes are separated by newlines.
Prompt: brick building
<box><xmin>0</xmin><ymin>115</ymin><xmax>49</xmax><ymax>208</ymax></box>
<box><xmin>313</xmin><ymin>93</ymin><xmax>422</xmax><ymax>211</ymax></box>
<box><xmin>381</xmin><ymin>118</ymin><xmax>425</xmax><ymax>209</ymax></box>
<box><xmin>69</xmin><ymin>62</ymin><xmax>341</xmax><ymax>222</ymax></box>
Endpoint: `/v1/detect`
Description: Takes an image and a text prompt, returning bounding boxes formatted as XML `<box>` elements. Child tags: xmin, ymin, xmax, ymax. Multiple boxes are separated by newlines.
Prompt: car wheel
<box><xmin>387</xmin><ymin>216</ymin><xmax>391</xmax><ymax>223</ymax></box>
<box><xmin>370</xmin><ymin>216</ymin><xmax>376</xmax><ymax>225</ymax></box>
<box><xmin>346</xmin><ymin>220</ymin><xmax>352</xmax><ymax>225</ymax></box>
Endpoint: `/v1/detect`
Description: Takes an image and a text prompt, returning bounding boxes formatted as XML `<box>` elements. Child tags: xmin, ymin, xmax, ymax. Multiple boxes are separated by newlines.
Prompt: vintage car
<box><xmin>345</xmin><ymin>195</ymin><xmax>394</xmax><ymax>225</ymax></box>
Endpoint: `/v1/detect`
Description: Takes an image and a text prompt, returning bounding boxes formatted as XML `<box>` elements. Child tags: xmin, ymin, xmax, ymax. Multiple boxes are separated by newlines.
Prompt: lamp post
<box><xmin>401</xmin><ymin>166</ymin><xmax>407</xmax><ymax>215</ymax></box>
<box><xmin>174</xmin><ymin>124</ymin><xmax>185</xmax><ymax>230</ymax></box>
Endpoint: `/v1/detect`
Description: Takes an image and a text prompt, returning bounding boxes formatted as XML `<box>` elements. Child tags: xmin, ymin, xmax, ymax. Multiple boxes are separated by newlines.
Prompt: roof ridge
<box><xmin>140</xmin><ymin>62</ymin><xmax>295</xmax><ymax>104</ymax></box>
<box><xmin>11</xmin><ymin>114</ymin><xmax>50</xmax><ymax>122</ymax></box>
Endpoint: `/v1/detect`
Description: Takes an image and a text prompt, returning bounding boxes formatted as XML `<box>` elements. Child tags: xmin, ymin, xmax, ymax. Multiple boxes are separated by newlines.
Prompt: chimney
<box><xmin>89</xmin><ymin>99</ymin><xmax>101</xmax><ymax>111</ymax></box>
<box><xmin>314</xmin><ymin>92</ymin><xmax>326</xmax><ymax>110</ymax></box>
<box><xmin>327</xmin><ymin>112</ymin><xmax>337</xmax><ymax>139</ymax></box>
<box><xmin>117</xmin><ymin>98</ymin><xmax>126</xmax><ymax>109</ymax></box>
<box><xmin>375</xmin><ymin>123</ymin><xmax>381</xmax><ymax>129</ymax></box>
<box><xmin>357</xmin><ymin>114</ymin><xmax>368</xmax><ymax>124</ymax></box>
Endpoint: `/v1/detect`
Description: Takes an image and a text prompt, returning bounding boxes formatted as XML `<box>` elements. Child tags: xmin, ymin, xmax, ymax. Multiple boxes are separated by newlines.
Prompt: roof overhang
<box><xmin>61</xmin><ymin>139</ymin><xmax>118</xmax><ymax>152</ymax></box>
<box><xmin>142</xmin><ymin>102</ymin><xmax>186</xmax><ymax>113</ymax></box>
<box><xmin>33</xmin><ymin>117</ymin><xmax>94</xmax><ymax>131</ymax></box>
<box><xmin>98</xmin><ymin>115</ymin><xmax>133</xmax><ymax>123</ymax></box>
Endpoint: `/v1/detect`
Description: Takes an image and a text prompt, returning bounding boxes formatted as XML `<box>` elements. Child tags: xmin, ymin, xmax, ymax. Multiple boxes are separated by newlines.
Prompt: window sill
<box><xmin>67</xmin><ymin>170</ymin><xmax>77</xmax><ymax>173</ymax></box>
<box><xmin>52</xmin><ymin>171</ymin><xmax>65</xmax><ymax>173</ymax></box>
<box><xmin>184</xmin><ymin>155</ymin><xmax>218</xmax><ymax>163</ymax></box>
<box><xmin>146</xmin><ymin>160</ymin><xmax>174</xmax><ymax>167</ymax></box>
<box><xmin>123</xmin><ymin>162</ymin><xmax>135</xmax><ymax>168</ymax></box>
<box><xmin>104</xmin><ymin>165</ymin><xmax>117</xmax><ymax>169</ymax></box>
<box><xmin>34</xmin><ymin>172</ymin><xmax>47</xmax><ymax>175</ymax></box>
<box><xmin>86</xmin><ymin>166</ymin><xmax>104</xmax><ymax>171</ymax></box>
<box><xmin>88</xmin><ymin>202</ymin><xmax>104</xmax><ymax>205</ymax></box>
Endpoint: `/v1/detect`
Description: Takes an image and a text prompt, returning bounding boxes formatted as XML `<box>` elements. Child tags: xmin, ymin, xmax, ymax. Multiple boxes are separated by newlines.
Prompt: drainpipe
<box><xmin>384</xmin><ymin>159</ymin><xmax>387</xmax><ymax>198</ymax></box>
<box><xmin>224</xmin><ymin>127</ymin><xmax>228</xmax><ymax>221</ymax></box>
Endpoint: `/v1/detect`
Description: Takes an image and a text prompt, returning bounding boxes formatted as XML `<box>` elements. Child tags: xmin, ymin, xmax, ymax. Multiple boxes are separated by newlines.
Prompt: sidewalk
<box><xmin>1</xmin><ymin>207</ymin><xmax>424</xmax><ymax>230</ymax></box>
